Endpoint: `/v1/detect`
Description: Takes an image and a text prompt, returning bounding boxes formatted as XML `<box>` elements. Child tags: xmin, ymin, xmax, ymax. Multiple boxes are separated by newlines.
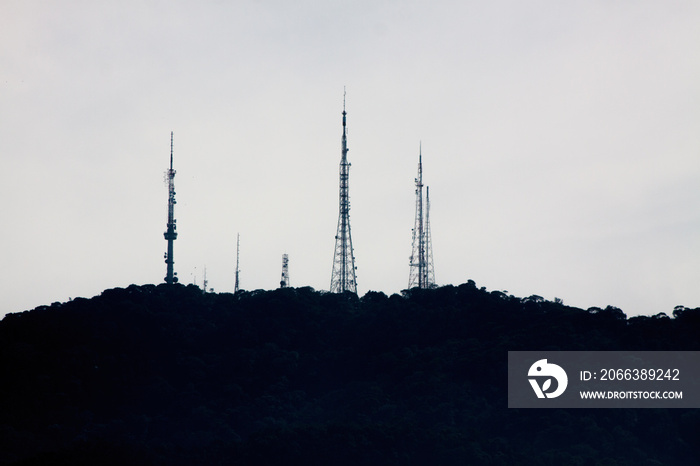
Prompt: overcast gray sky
<box><xmin>2</xmin><ymin>0</ymin><xmax>699</xmax><ymax>317</ymax></box>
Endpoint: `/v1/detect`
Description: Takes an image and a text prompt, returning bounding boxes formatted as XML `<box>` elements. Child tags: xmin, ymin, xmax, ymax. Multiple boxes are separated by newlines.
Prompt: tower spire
<box><xmin>164</xmin><ymin>131</ymin><xmax>178</xmax><ymax>284</ymax></box>
<box><xmin>408</xmin><ymin>144</ymin><xmax>435</xmax><ymax>289</ymax></box>
<box><xmin>330</xmin><ymin>90</ymin><xmax>357</xmax><ymax>293</ymax></box>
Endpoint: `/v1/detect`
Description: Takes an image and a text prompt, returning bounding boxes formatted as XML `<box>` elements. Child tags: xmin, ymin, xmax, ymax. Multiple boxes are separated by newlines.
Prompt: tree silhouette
<box><xmin>0</xmin><ymin>282</ymin><xmax>698</xmax><ymax>465</ymax></box>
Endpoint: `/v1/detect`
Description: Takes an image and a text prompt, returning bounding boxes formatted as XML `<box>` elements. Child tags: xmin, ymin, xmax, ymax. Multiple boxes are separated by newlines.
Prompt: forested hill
<box><xmin>1</xmin><ymin>282</ymin><xmax>700</xmax><ymax>465</ymax></box>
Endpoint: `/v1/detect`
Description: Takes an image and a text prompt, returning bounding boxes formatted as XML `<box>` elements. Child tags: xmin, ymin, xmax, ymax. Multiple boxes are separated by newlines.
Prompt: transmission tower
<box><xmin>408</xmin><ymin>145</ymin><xmax>436</xmax><ymax>289</ymax></box>
<box><xmin>280</xmin><ymin>254</ymin><xmax>290</xmax><ymax>288</ymax></box>
<box><xmin>330</xmin><ymin>90</ymin><xmax>357</xmax><ymax>294</ymax></box>
<box><xmin>163</xmin><ymin>131</ymin><xmax>178</xmax><ymax>284</ymax></box>
<box><xmin>425</xmin><ymin>186</ymin><xmax>436</xmax><ymax>287</ymax></box>
<box><xmin>234</xmin><ymin>233</ymin><xmax>240</xmax><ymax>293</ymax></box>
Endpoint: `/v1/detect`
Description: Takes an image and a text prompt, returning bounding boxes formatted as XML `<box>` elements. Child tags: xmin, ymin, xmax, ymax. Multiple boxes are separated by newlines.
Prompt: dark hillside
<box><xmin>1</xmin><ymin>282</ymin><xmax>699</xmax><ymax>465</ymax></box>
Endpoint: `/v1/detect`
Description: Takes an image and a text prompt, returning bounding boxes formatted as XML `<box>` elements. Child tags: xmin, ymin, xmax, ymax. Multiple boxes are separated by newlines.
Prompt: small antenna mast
<box><xmin>234</xmin><ymin>233</ymin><xmax>240</xmax><ymax>293</ymax></box>
<box><xmin>425</xmin><ymin>186</ymin><xmax>435</xmax><ymax>288</ymax></box>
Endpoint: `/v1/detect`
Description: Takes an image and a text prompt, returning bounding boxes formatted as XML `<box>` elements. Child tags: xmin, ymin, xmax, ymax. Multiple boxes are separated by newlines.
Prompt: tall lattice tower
<box><xmin>330</xmin><ymin>92</ymin><xmax>357</xmax><ymax>293</ymax></box>
<box><xmin>408</xmin><ymin>146</ymin><xmax>436</xmax><ymax>289</ymax></box>
<box><xmin>163</xmin><ymin>132</ymin><xmax>179</xmax><ymax>284</ymax></box>
<box><xmin>280</xmin><ymin>254</ymin><xmax>290</xmax><ymax>288</ymax></box>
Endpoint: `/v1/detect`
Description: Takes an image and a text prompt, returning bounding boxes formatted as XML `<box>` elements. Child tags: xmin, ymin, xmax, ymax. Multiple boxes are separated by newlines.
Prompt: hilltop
<box><xmin>0</xmin><ymin>282</ymin><xmax>699</xmax><ymax>465</ymax></box>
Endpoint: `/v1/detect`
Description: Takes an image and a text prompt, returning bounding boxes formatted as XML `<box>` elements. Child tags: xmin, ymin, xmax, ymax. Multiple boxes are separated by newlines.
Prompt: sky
<box><xmin>1</xmin><ymin>0</ymin><xmax>699</xmax><ymax>317</ymax></box>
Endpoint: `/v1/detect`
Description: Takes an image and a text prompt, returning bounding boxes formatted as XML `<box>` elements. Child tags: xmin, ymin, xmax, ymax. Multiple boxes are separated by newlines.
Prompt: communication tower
<box><xmin>425</xmin><ymin>186</ymin><xmax>436</xmax><ymax>286</ymax></box>
<box><xmin>163</xmin><ymin>132</ymin><xmax>178</xmax><ymax>284</ymax></box>
<box><xmin>408</xmin><ymin>145</ymin><xmax>436</xmax><ymax>289</ymax></box>
<box><xmin>234</xmin><ymin>233</ymin><xmax>241</xmax><ymax>293</ymax></box>
<box><xmin>330</xmin><ymin>90</ymin><xmax>358</xmax><ymax>293</ymax></box>
<box><xmin>280</xmin><ymin>254</ymin><xmax>290</xmax><ymax>288</ymax></box>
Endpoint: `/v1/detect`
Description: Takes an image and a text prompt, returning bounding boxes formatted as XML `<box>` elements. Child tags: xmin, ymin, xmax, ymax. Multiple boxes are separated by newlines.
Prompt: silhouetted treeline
<box><xmin>1</xmin><ymin>282</ymin><xmax>699</xmax><ymax>465</ymax></box>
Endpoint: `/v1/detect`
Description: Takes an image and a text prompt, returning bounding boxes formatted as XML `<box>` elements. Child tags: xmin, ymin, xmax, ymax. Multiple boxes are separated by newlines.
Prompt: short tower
<box><xmin>280</xmin><ymin>254</ymin><xmax>290</xmax><ymax>288</ymax></box>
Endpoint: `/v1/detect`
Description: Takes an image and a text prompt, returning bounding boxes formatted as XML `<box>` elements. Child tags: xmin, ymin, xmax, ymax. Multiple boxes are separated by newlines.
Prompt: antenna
<box><xmin>330</xmin><ymin>90</ymin><xmax>358</xmax><ymax>293</ymax></box>
<box><xmin>203</xmin><ymin>266</ymin><xmax>208</xmax><ymax>293</ymax></box>
<box><xmin>280</xmin><ymin>254</ymin><xmax>290</xmax><ymax>288</ymax></box>
<box><xmin>408</xmin><ymin>144</ymin><xmax>435</xmax><ymax>289</ymax></box>
<box><xmin>234</xmin><ymin>233</ymin><xmax>240</xmax><ymax>293</ymax></box>
<box><xmin>425</xmin><ymin>186</ymin><xmax>436</xmax><ymax>288</ymax></box>
<box><xmin>163</xmin><ymin>131</ymin><xmax>178</xmax><ymax>284</ymax></box>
